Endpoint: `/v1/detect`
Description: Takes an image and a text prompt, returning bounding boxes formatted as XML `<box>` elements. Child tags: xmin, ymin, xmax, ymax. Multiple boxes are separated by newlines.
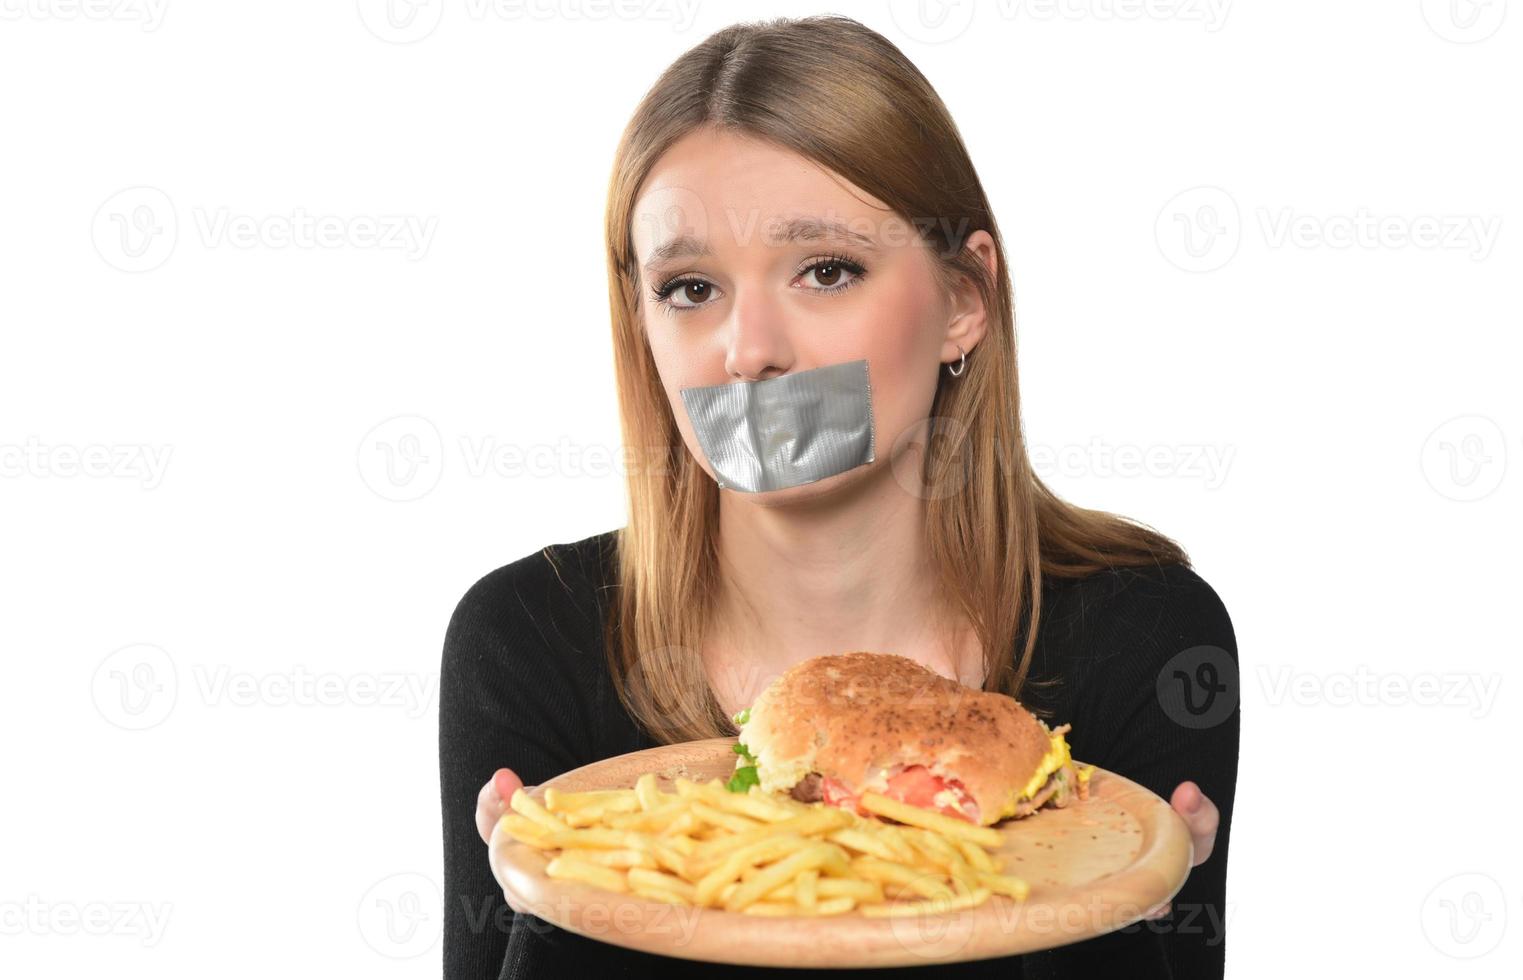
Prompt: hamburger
<box><xmin>727</xmin><ymin>651</ymin><xmax>1092</xmax><ymax>826</ymax></box>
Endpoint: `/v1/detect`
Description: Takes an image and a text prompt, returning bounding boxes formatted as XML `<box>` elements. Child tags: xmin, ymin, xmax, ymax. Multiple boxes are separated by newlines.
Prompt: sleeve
<box><xmin>1021</xmin><ymin>564</ymin><xmax>1241</xmax><ymax>980</ymax></box>
<box><xmin>437</xmin><ymin>568</ymin><xmax>594</xmax><ymax>980</ymax></box>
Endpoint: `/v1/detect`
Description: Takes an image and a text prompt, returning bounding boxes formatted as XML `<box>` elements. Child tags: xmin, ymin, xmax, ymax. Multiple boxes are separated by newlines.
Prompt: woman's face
<box><xmin>630</xmin><ymin>127</ymin><xmax>989</xmax><ymax>506</ymax></box>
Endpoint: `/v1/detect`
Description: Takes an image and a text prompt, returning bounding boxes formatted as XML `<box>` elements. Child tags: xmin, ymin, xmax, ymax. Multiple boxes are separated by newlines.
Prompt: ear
<box><xmin>941</xmin><ymin>229</ymin><xmax>997</xmax><ymax>367</ymax></box>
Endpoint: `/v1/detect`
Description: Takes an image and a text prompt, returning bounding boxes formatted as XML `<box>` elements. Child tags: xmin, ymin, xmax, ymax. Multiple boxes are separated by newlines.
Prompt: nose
<box><xmin>723</xmin><ymin>292</ymin><xmax>794</xmax><ymax>381</ymax></box>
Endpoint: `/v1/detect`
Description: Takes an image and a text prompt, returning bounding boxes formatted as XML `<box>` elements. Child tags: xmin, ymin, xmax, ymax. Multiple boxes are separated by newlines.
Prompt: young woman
<box><xmin>441</xmin><ymin>15</ymin><xmax>1237</xmax><ymax>979</ymax></box>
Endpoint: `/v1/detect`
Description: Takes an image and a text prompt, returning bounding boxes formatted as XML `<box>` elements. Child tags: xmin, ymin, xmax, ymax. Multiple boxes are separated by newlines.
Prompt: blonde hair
<box><xmin>593</xmin><ymin>15</ymin><xmax>1188</xmax><ymax>743</ymax></box>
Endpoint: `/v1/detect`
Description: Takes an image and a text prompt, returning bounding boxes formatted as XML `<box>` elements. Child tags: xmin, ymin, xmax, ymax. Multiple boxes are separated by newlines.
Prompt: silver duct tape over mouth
<box><xmin>678</xmin><ymin>358</ymin><xmax>876</xmax><ymax>493</ymax></box>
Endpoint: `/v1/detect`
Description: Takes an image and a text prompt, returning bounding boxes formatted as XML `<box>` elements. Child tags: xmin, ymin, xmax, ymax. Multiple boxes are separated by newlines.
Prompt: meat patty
<box><xmin>790</xmin><ymin>772</ymin><xmax>824</xmax><ymax>803</ymax></box>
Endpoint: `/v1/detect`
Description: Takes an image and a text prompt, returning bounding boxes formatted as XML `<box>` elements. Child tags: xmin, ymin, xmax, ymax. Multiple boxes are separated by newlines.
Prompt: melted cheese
<box><xmin>996</xmin><ymin>730</ymin><xmax>1074</xmax><ymax>819</ymax></box>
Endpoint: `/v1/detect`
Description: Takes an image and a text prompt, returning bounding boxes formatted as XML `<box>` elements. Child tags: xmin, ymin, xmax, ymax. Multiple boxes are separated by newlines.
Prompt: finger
<box><xmin>1170</xmin><ymin>782</ymin><xmax>1219</xmax><ymax>866</ymax></box>
<box><xmin>1144</xmin><ymin>901</ymin><xmax>1172</xmax><ymax>920</ymax></box>
<box><xmin>476</xmin><ymin>768</ymin><xmax>525</xmax><ymax>845</ymax></box>
<box><xmin>494</xmin><ymin>768</ymin><xmax>525</xmax><ymax>804</ymax></box>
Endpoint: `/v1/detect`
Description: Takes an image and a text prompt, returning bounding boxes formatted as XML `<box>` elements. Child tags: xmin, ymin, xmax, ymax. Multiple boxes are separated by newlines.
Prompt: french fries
<box><xmin>499</xmin><ymin>776</ymin><xmax>1030</xmax><ymax>918</ymax></box>
<box><xmin>857</xmin><ymin>791</ymin><xmax>1004</xmax><ymax>848</ymax></box>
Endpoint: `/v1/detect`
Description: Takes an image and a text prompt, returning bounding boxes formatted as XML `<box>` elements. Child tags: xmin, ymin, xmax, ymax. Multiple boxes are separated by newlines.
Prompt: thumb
<box><xmin>493</xmin><ymin>768</ymin><xmax>526</xmax><ymax>804</ymax></box>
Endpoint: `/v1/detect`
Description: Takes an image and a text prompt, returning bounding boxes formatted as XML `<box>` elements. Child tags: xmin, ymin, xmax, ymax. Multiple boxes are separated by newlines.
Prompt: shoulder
<box><xmin>1110</xmin><ymin>563</ymin><xmax>1232</xmax><ymax>643</ymax></box>
<box><xmin>1043</xmin><ymin>561</ymin><xmax>1236</xmax><ymax>667</ymax></box>
<box><xmin>450</xmin><ymin>528</ymin><xmax>618</xmax><ymax>625</ymax></box>
<box><xmin>441</xmin><ymin>527</ymin><xmax>621</xmax><ymax>679</ymax></box>
<box><xmin>438</xmin><ymin>529</ymin><xmax>626</xmax><ymax>769</ymax></box>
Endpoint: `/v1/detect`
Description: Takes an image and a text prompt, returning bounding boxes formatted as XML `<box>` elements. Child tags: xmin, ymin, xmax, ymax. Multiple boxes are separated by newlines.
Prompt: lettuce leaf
<box><xmin>726</xmin><ymin>765</ymin><xmax>759</xmax><ymax>793</ymax></box>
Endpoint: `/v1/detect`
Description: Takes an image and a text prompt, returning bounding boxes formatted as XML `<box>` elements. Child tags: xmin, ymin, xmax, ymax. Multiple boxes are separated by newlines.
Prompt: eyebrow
<box><xmin>641</xmin><ymin>217</ymin><xmax>879</xmax><ymax>277</ymax></box>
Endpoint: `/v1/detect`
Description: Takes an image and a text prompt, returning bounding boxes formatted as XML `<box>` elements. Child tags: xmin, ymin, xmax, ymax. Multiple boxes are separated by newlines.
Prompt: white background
<box><xmin>2</xmin><ymin>1</ymin><xmax>1519</xmax><ymax>977</ymax></box>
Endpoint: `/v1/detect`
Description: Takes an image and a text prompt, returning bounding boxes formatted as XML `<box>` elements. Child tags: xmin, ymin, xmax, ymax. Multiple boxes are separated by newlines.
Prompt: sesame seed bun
<box><xmin>736</xmin><ymin>651</ymin><xmax>1062</xmax><ymax>826</ymax></box>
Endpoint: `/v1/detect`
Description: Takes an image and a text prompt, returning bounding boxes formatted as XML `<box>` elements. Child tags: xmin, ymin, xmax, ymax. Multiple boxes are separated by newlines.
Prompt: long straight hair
<box><xmin>594</xmin><ymin>15</ymin><xmax>1188</xmax><ymax>744</ymax></box>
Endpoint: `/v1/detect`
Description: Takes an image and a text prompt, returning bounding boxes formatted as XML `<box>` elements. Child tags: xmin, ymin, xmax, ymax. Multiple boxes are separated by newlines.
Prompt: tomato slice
<box><xmin>820</xmin><ymin>776</ymin><xmax>861</xmax><ymax>812</ymax></box>
<box><xmin>885</xmin><ymin>765</ymin><xmax>945</xmax><ymax>807</ymax></box>
<box><xmin>819</xmin><ymin>766</ymin><xmax>976</xmax><ymax>823</ymax></box>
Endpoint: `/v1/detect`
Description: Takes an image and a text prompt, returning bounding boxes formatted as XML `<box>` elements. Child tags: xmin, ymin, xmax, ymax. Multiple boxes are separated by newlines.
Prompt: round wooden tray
<box><xmin>489</xmin><ymin>738</ymin><xmax>1192</xmax><ymax>968</ymax></box>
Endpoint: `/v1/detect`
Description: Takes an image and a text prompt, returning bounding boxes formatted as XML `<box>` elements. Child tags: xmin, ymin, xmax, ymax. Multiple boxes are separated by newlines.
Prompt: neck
<box><xmin>707</xmin><ymin>463</ymin><xmax>981</xmax><ymax>708</ymax></box>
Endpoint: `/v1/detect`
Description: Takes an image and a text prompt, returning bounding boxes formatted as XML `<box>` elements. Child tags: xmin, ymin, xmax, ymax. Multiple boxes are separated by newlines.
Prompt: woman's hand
<box><xmin>1171</xmin><ymin>781</ymin><xmax>1220</xmax><ymax>866</ymax></box>
<box><xmin>1145</xmin><ymin>781</ymin><xmax>1220</xmax><ymax>919</ymax></box>
<box><xmin>476</xmin><ymin>767</ymin><xmax>531</xmax><ymax>845</ymax></box>
<box><xmin>476</xmin><ymin>768</ymin><xmax>537</xmax><ymax>915</ymax></box>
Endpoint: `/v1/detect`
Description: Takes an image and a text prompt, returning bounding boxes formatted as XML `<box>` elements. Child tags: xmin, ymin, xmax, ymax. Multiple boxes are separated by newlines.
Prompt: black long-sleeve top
<box><xmin>439</xmin><ymin>528</ymin><xmax>1240</xmax><ymax>979</ymax></box>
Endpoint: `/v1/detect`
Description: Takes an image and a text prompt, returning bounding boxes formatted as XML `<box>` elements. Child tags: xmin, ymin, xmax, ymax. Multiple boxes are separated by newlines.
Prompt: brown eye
<box><xmin>797</xmin><ymin>256</ymin><xmax>867</xmax><ymax>293</ymax></box>
<box><xmin>653</xmin><ymin>277</ymin><xmax>717</xmax><ymax>310</ymax></box>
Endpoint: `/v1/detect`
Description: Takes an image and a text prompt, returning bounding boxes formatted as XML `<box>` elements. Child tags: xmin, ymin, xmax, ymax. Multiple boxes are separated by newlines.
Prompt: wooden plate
<box><xmin>489</xmin><ymin>738</ymin><xmax>1192</xmax><ymax>968</ymax></box>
